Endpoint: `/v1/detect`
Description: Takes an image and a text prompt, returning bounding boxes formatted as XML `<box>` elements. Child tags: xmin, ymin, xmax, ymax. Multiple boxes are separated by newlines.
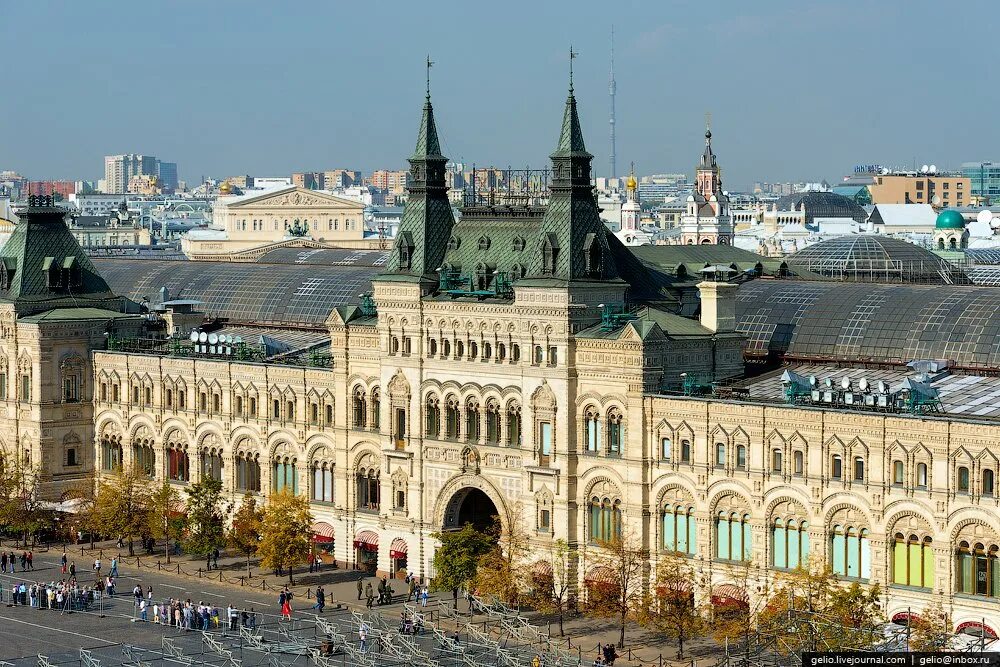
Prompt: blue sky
<box><xmin>2</xmin><ymin>0</ymin><xmax>995</xmax><ymax>190</ymax></box>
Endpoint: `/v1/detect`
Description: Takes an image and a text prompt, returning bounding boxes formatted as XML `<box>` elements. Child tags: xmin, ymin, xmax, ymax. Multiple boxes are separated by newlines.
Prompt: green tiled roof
<box><xmin>412</xmin><ymin>95</ymin><xmax>443</xmax><ymax>160</ymax></box>
<box><xmin>551</xmin><ymin>90</ymin><xmax>591</xmax><ymax>159</ymax></box>
<box><xmin>19</xmin><ymin>307</ymin><xmax>137</xmax><ymax>323</ymax></box>
<box><xmin>577</xmin><ymin>303</ymin><xmax>712</xmax><ymax>340</ymax></box>
<box><xmin>0</xmin><ymin>199</ymin><xmax>123</xmax><ymax>316</ymax></box>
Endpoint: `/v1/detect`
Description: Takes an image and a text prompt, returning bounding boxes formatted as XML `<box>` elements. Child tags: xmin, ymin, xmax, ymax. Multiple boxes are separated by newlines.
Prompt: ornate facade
<box><xmin>5</xmin><ymin>79</ymin><xmax>1000</xmax><ymax>640</ymax></box>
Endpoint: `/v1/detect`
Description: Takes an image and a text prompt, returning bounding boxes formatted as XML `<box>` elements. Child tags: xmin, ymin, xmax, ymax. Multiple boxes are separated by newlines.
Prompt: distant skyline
<box><xmin>3</xmin><ymin>0</ymin><xmax>996</xmax><ymax>191</ymax></box>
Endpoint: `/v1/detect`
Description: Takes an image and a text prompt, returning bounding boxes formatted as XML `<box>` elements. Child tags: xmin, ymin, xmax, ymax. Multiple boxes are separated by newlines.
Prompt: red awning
<box><xmin>390</xmin><ymin>538</ymin><xmax>408</xmax><ymax>560</ymax></box>
<box><xmin>957</xmin><ymin>621</ymin><xmax>998</xmax><ymax>639</ymax></box>
<box><xmin>312</xmin><ymin>521</ymin><xmax>335</xmax><ymax>544</ymax></box>
<box><xmin>584</xmin><ymin>566</ymin><xmax>615</xmax><ymax>584</ymax></box>
<box><xmin>892</xmin><ymin>611</ymin><xmax>921</xmax><ymax>625</ymax></box>
<box><xmin>353</xmin><ymin>529</ymin><xmax>378</xmax><ymax>551</ymax></box>
<box><xmin>711</xmin><ymin>583</ymin><xmax>748</xmax><ymax>606</ymax></box>
<box><xmin>532</xmin><ymin>561</ymin><xmax>554</xmax><ymax>577</ymax></box>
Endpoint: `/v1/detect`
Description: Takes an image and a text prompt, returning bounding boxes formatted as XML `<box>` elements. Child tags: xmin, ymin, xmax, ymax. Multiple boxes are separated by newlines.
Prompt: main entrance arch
<box><xmin>436</xmin><ymin>475</ymin><xmax>507</xmax><ymax>533</ymax></box>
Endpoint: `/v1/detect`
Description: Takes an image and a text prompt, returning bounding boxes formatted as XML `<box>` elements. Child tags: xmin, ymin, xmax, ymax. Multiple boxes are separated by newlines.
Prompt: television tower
<box><xmin>609</xmin><ymin>25</ymin><xmax>617</xmax><ymax>180</ymax></box>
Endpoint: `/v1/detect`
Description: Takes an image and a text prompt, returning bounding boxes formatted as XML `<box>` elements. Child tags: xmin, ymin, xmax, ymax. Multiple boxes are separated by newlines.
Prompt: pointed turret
<box><xmin>534</xmin><ymin>56</ymin><xmax>619</xmax><ymax>282</ymax></box>
<box><xmin>382</xmin><ymin>67</ymin><xmax>455</xmax><ymax>288</ymax></box>
<box><xmin>0</xmin><ymin>196</ymin><xmax>122</xmax><ymax>316</ymax></box>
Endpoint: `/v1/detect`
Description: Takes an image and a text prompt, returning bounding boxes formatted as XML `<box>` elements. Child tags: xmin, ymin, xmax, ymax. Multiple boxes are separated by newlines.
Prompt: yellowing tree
<box><xmin>96</xmin><ymin>464</ymin><xmax>150</xmax><ymax>555</ymax></box>
<box><xmin>257</xmin><ymin>490</ymin><xmax>313</xmax><ymax>584</ymax></box>
<box><xmin>228</xmin><ymin>494</ymin><xmax>263</xmax><ymax>576</ymax></box>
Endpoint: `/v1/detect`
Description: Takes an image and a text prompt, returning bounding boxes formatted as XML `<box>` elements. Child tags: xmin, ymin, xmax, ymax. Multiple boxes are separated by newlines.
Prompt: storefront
<box><xmin>312</xmin><ymin>521</ymin><xmax>335</xmax><ymax>564</ymax></box>
<box><xmin>354</xmin><ymin>530</ymin><xmax>379</xmax><ymax>574</ymax></box>
<box><xmin>390</xmin><ymin>538</ymin><xmax>408</xmax><ymax>578</ymax></box>
<box><xmin>710</xmin><ymin>583</ymin><xmax>749</xmax><ymax>620</ymax></box>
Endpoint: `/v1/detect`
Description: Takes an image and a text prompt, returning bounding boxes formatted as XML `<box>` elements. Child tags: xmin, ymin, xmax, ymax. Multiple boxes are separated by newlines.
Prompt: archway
<box><xmin>443</xmin><ymin>487</ymin><xmax>499</xmax><ymax>533</ymax></box>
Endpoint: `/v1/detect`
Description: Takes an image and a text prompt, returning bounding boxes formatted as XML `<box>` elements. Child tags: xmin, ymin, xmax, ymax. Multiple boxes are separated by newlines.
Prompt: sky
<box><xmin>2</xmin><ymin>0</ymin><xmax>996</xmax><ymax>191</ymax></box>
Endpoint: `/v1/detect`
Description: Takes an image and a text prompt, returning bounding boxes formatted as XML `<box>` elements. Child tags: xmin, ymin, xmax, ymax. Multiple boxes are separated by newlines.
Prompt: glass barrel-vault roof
<box><xmin>93</xmin><ymin>258</ymin><xmax>379</xmax><ymax>326</ymax></box>
<box><xmin>775</xmin><ymin>191</ymin><xmax>868</xmax><ymax>224</ymax></box>
<box><xmin>786</xmin><ymin>235</ymin><xmax>969</xmax><ymax>284</ymax></box>
<box><xmin>737</xmin><ymin>279</ymin><xmax>1000</xmax><ymax>370</ymax></box>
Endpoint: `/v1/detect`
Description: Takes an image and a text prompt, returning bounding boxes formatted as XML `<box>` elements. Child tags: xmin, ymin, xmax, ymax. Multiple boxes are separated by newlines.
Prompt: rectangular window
<box><xmin>832</xmin><ymin>456</ymin><xmax>843</xmax><ymax>479</ymax></box>
<box><xmin>64</xmin><ymin>375</ymin><xmax>79</xmax><ymax>402</ymax></box>
<box><xmin>660</xmin><ymin>437</ymin><xmax>671</xmax><ymax>460</ymax></box>
<box><xmin>20</xmin><ymin>374</ymin><xmax>30</xmax><ymax>402</ymax></box>
<box><xmin>539</xmin><ymin>509</ymin><xmax>551</xmax><ymax>531</ymax></box>
<box><xmin>273</xmin><ymin>399</ymin><xmax>280</xmax><ymax>419</ymax></box>
<box><xmin>715</xmin><ymin>443</ymin><xmax>725</xmax><ymax>467</ymax></box>
<box><xmin>772</xmin><ymin>450</ymin><xmax>782</xmax><ymax>473</ymax></box>
<box><xmin>681</xmin><ymin>440</ymin><xmax>691</xmax><ymax>463</ymax></box>
<box><xmin>893</xmin><ymin>461</ymin><xmax>904</xmax><ymax>485</ymax></box>
<box><xmin>540</xmin><ymin>422</ymin><xmax>552</xmax><ymax>463</ymax></box>
<box><xmin>854</xmin><ymin>457</ymin><xmax>865</xmax><ymax>481</ymax></box>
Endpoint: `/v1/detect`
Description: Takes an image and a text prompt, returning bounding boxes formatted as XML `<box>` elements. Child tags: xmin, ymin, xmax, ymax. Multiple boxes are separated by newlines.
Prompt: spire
<box><xmin>609</xmin><ymin>26</ymin><xmax>617</xmax><ymax>179</ymax></box>
<box><xmin>413</xmin><ymin>57</ymin><xmax>442</xmax><ymax>161</ymax></box>
<box><xmin>553</xmin><ymin>47</ymin><xmax>590</xmax><ymax>158</ymax></box>
<box><xmin>699</xmin><ymin>111</ymin><xmax>717</xmax><ymax>171</ymax></box>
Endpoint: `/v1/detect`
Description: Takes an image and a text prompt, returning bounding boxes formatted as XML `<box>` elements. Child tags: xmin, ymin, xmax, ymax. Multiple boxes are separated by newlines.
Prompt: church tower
<box><xmin>677</xmin><ymin>120</ymin><xmax>733</xmax><ymax>246</ymax></box>
<box><xmin>615</xmin><ymin>165</ymin><xmax>650</xmax><ymax>246</ymax></box>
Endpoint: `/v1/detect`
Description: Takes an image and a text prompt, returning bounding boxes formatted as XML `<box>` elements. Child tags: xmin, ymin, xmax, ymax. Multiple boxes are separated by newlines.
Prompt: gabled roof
<box><xmin>869</xmin><ymin>203</ymin><xmax>937</xmax><ymax>228</ymax></box>
<box><xmin>220</xmin><ymin>186</ymin><xmax>364</xmax><ymax>210</ymax></box>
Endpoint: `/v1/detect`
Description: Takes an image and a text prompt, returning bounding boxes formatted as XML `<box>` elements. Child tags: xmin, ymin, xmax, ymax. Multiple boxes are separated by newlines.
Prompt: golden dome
<box><xmin>626</xmin><ymin>174</ymin><xmax>637</xmax><ymax>190</ymax></box>
<box><xmin>219</xmin><ymin>182</ymin><xmax>232</xmax><ymax>194</ymax></box>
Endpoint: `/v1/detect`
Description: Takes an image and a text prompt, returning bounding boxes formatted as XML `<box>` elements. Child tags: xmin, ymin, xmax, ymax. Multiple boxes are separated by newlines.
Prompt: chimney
<box><xmin>697</xmin><ymin>267</ymin><xmax>738</xmax><ymax>333</ymax></box>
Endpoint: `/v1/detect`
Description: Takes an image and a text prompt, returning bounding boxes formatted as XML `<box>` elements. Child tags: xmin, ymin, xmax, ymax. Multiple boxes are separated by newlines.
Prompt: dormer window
<box><xmin>447</xmin><ymin>236</ymin><xmax>461</xmax><ymax>251</ymax></box>
<box><xmin>540</xmin><ymin>234</ymin><xmax>559</xmax><ymax>276</ymax></box>
<box><xmin>512</xmin><ymin>237</ymin><xmax>525</xmax><ymax>252</ymax></box>
<box><xmin>478</xmin><ymin>236</ymin><xmax>491</xmax><ymax>251</ymax></box>
<box><xmin>396</xmin><ymin>232</ymin><xmax>414</xmax><ymax>270</ymax></box>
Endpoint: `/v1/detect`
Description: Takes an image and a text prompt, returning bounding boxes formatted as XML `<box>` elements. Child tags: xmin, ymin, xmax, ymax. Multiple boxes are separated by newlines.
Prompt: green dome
<box><xmin>936</xmin><ymin>209</ymin><xmax>966</xmax><ymax>230</ymax></box>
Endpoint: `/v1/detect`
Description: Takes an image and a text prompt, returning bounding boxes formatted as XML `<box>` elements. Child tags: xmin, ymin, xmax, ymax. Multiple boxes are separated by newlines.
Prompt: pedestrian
<box><xmin>359</xmin><ymin>622</ymin><xmax>369</xmax><ymax>652</ymax></box>
<box><xmin>139</xmin><ymin>598</ymin><xmax>148</xmax><ymax>622</ymax></box>
<box><xmin>1</xmin><ymin>551</ymin><xmax>7</xmax><ymax>573</ymax></box>
<box><xmin>312</xmin><ymin>586</ymin><xmax>325</xmax><ymax>613</ymax></box>
<box><xmin>249</xmin><ymin>607</ymin><xmax>257</xmax><ymax>630</ymax></box>
<box><xmin>420</xmin><ymin>585</ymin><xmax>429</xmax><ymax>607</ymax></box>
<box><xmin>19</xmin><ymin>552</ymin><xmax>26</xmax><ymax>570</ymax></box>
<box><xmin>206</xmin><ymin>553</ymin><xmax>212</xmax><ymax>572</ymax></box>
<box><xmin>308</xmin><ymin>553</ymin><xmax>315</xmax><ymax>574</ymax></box>
<box><xmin>110</xmin><ymin>556</ymin><xmax>119</xmax><ymax>578</ymax></box>
<box><xmin>94</xmin><ymin>557</ymin><xmax>101</xmax><ymax>575</ymax></box>
<box><xmin>69</xmin><ymin>561</ymin><xmax>76</xmax><ymax>578</ymax></box>
<box><xmin>60</xmin><ymin>552</ymin><xmax>67</xmax><ymax>574</ymax></box>
<box><xmin>278</xmin><ymin>590</ymin><xmax>289</xmax><ymax>620</ymax></box>
<box><xmin>228</xmin><ymin>604</ymin><xmax>238</xmax><ymax>631</ymax></box>
<box><xmin>407</xmin><ymin>576</ymin><xmax>416</xmax><ymax>602</ymax></box>
<box><xmin>315</xmin><ymin>553</ymin><xmax>323</xmax><ymax>571</ymax></box>
<box><xmin>356</xmin><ymin>576</ymin><xmax>364</xmax><ymax>601</ymax></box>
<box><xmin>365</xmin><ymin>582</ymin><xmax>374</xmax><ymax>609</ymax></box>
<box><xmin>152</xmin><ymin>602</ymin><xmax>160</xmax><ymax>624</ymax></box>
<box><xmin>213</xmin><ymin>548</ymin><xmax>219</xmax><ymax>570</ymax></box>
<box><xmin>26</xmin><ymin>551</ymin><xmax>32</xmax><ymax>570</ymax></box>
<box><xmin>8</xmin><ymin>552</ymin><xmax>14</xmax><ymax>573</ymax></box>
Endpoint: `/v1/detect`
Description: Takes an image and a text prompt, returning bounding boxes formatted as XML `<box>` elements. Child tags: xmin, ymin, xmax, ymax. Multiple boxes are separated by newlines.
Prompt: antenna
<box><xmin>859</xmin><ymin>377</ymin><xmax>870</xmax><ymax>392</ymax></box>
<box><xmin>877</xmin><ymin>380</ymin><xmax>888</xmax><ymax>394</ymax></box>
<box><xmin>808</xmin><ymin>375</ymin><xmax>817</xmax><ymax>387</ymax></box>
<box><xmin>841</xmin><ymin>377</ymin><xmax>851</xmax><ymax>390</ymax></box>
<box><xmin>977</xmin><ymin>209</ymin><xmax>994</xmax><ymax>225</ymax></box>
<box><xmin>929</xmin><ymin>164</ymin><xmax>937</xmax><ymax>174</ymax></box>
<box><xmin>609</xmin><ymin>25</ymin><xmax>617</xmax><ymax>180</ymax></box>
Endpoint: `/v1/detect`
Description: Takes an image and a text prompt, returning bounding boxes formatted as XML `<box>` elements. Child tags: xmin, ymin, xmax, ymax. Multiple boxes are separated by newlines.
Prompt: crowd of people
<box><xmin>356</xmin><ymin>573</ymin><xmax>429</xmax><ymax>609</ymax></box>
<box><xmin>0</xmin><ymin>551</ymin><xmax>34</xmax><ymax>573</ymax></box>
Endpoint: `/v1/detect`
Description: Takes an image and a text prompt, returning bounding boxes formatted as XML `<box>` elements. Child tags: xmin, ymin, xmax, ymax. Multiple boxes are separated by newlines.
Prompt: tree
<box><xmin>473</xmin><ymin>505</ymin><xmax>531</xmax><ymax>606</ymax></box>
<box><xmin>0</xmin><ymin>453</ymin><xmax>52</xmax><ymax>546</ymax></box>
<box><xmin>228</xmin><ymin>493</ymin><xmax>263</xmax><ymax>576</ymax></box>
<box><xmin>639</xmin><ymin>551</ymin><xmax>706</xmax><ymax>659</ymax></box>
<box><xmin>528</xmin><ymin>538</ymin><xmax>574</xmax><ymax>636</ymax></box>
<box><xmin>909</xmin><ymin>604</ymin><xmax>952</xmax><ymax>652</ymax></box>
<box><xmin>711</xmin><ymin>560</ymin><xmax>768</xmax><ymax>664</ymax></box>
<box><xmin>430</xmin><ymin>523</ymin><xmax>495</xmax><ymax>608</ymax></box>
<box><xmin>147</xmin><ymin>481</ymin><xmax>183</xmax><ymax>563</ymax></box>
<box><xmin>586</xmin><ymin>531</ymin><xmax>645</xmax><ymax>649</ymax></box>
<box><xmin>96</xmin><ymin>464</ymin><xmax>150</xmax><ymax>555</ymax></box>
<box><xmin>64</xmin><ymin>471</ymin><xmax>101</xmax><ymax>549</ymax></box>
<box><xmin>182</xmin><ymin>477</ymin><xmax>225</xmax><ymax>564</ymax></box>
<box><xmin>257</xmin><ymin>489</ymin><xmax>313</xmax><ymax>583</ymax></box>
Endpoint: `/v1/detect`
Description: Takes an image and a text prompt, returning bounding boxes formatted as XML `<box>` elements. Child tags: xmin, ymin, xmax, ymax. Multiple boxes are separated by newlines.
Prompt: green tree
<box><xmin>257</xmin><ymin>490</ymin><xmax>312</xmax><ymax>583</ymax></box>
<box><xmin>0</xmin><ymin>453</ymin><xmax>51</xmax><ymax>546</ymax></box>
<box><xmin>473</xmin><ymin>505</ymin><xmax>531</xmax><ymax>606</ymax></box>
<box><xmin>147</xmin><ymin>481</ymin><xmax>183</xmax><ymax>563</ymax></box>
<box><xmin>430</xmin><ymin>523</ymin><xmax>494</xmax><ymax>608</ymax></box>
<box><xmin>64</xmin><ymin>472</ymin><xmax>100</xmax><ymax>549</ymax></box>
<box><xmin>528</xmin><ymin>538</ymin><xmax>574</xmax><ymax>636</ymax></box>
<box><xmin>228</xmin><ymin>493</ymin><xmax>263</xmax><ymax>576</ymax></box>
<box><xmin>909</xmin><ymin>604</ymin><xmax>952</xmax><ymax>651</ymax></box>
<box><xmin>639</xmin><ymin>551</ymin><xmax>706</xmax><ymax>659</ymax></box>
<box><xmin>586</xmin><ymin>531</ymin><xmax>645</xmax><ymax>649</ymax></box>
<box><xmin>96</xmin><ymin>464</ymin><xmax>150</xmax><ymax>555</ymax></box>
<box><xmin>182</xmin><ymin>477</ymin><xmax>225</xmax><ymax>565</ymax></box>
<box><xmin>711</xmin><ymin>560</ymin><xmax>768</xmax><ymax>664</ymax></box>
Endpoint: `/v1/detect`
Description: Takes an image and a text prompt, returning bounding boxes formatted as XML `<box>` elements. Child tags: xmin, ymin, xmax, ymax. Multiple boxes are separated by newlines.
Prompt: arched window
<box><xmin>830</xmin><ymin>525</ymin><xmax>871</xmax><ymax>580</ymax></box>
<box><xmin>589</xmin><ymin>496</ymin><xmax>622</xmax><ymax>543</ymax></box>
<box><xmin>356</xmin><ymin>467</ymin><xmax>380</xmax><ymax>511</ymax></box>
<box><xmin>428</xmin><ymin>339</ymin><xmax>437</xmax><ymax>357</ymax></box>
<box><xmin>831</xmin><ymin>455</ymin><xmax>843</xmax><ymax>479</ymax></box>
<box><xmin>606</xmin><ymin>409</ymin><xmax>623</xmax><ymax>456</ymax></box>
<box><xmin>584</xmin><ymin>407</ymin><xmax>600</xmax><ymax>453</ymax></box>
<box><xmin>893</xmin><ymin>460</ymin><xmax>904</xmax><ymax>485</ymax></box>
<box><xmin>736</xmin><ymin>445</ymin><xmax>747</xmax><ymax>469</ymax></box>
<box><xmin>425</xmin><ymin>396</ymin><xmax>441</xmax><ymax>438</ymax></box>
<box><xmin>445</xmin><ymin>396</ymin><xmax>460</xmax><ymax>439</ymax></box>
<box><xmin>200</xmin><ymin>449</ymin><xmax>223</xmax><ymax>482</ymax></box>
<box><xmin>101</xmin><ymin>435</ymin><xmax>123</xmax><ymax>471</ymax></box>
<box><xmin>167</xmin><ymin>445</ymin><xmax>189</xmax><ymax>482</ymax></box>
<box><xmin>661</xmin><ymin>504</ymin><xmax>696</xmax><ymax>555</ymax></box>
<box><xmin>506</xmin><ymin>402</ymin><xmax>522</xmax><ymax>446</ymax></box>
<box><xmin>370</xmin><ymin>388</ymin><xmax>380</xmax><ymax>429</ymax></box>
<box><xmin>271</xmin><ymin>457</ymin><xmax>298</xmax><ymax>494</ymax></box>
<box><xmin>443</xmin><ymin>339</ymin><xmax>451</xmax><ymax>357</ymax></box>
<box><xmin>955</xmin><ymin>541</ymin><xmax>1000</xmax><ymax>598</ymax></box>
<box><xmin>485</xmin><ymin>400</ymin><xmax>501</xmax><ymax>444</ymax></box>
<box><xmin>311</xmin><ymin>462</ymin><xmax>334</xmax><ymax>502</ymax></box>
<box><xmin>853</xmin><ymin>456</ymin><xmax>865</xmax><ymax>482</ymax></box>
<box><xmin>512</xmin><ymin>343</ymin><xmax>520</xmax><ymax>362</ymax></box>
<box><xmin>893</xmin><ymin>533</ymin><xmax>934</xmax><ymax>589</ymax></box>
<box><xmin>771</xmin><ymin>449</ymin><xmax>782</xmax><ymax>473</ymax></box>
<box><xmin>715</xmin><ymin>442</ymin><xmax>726</xmax><ymax>468</ymax></box>
<box><xmin>984</xmin><ymin>469</ymin><xmax>995</xmax><ymax>497</ymax></box>
<box><xmin>235</xmin><ymin>453</ymin><xmax>261</xmax><ymax>492</ymax></box>
<box><xmin>681</xmin><ymin>439</ymin><xmax>692</xmax><ymax>463</ymax></box>
<box><xmin>352</xmin><ymin>387</ymin><xmax>367</xmax><ymax>429</ymax></box>
<box><xmin>660</xmin><ymin>437</ymin><xmax>671</xmax><ymax>460</ymax></box>
<box><xmin>497</xmin><ymin>343</ymin><xmax>506</xmax><ymax>361</ymax></box>
<box><xmin>325</xmin><ymin>403</ymin><xmax>333</xmax><ymax>425</ymax></box>
<box><xmin>716</xmin><ymin>512</ymin><xmax>752</xmax><ymax>562</ymax></box>
<box><xmin>958</xmin><ymin>465</ymin><xmax>970</xmax><ymax>493</ymax></box>
<box><xmin>793</xmin><ymin>450</ymin><xmax>804</xmax><ymax>475</ymax></box>
<box><xmin>465</xmin><ymin>399</ymin><xmax>480</xmax><ymax>443</ymax></box>
<box><xmin>917</xmin><ymin>462</ymin><xmax>928</xmax><ymax>488</ymax></box>
<box><xmin>772</xmin><ymin>518</ymin><xmax>810</xmax><ymax>570</ymax></box>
